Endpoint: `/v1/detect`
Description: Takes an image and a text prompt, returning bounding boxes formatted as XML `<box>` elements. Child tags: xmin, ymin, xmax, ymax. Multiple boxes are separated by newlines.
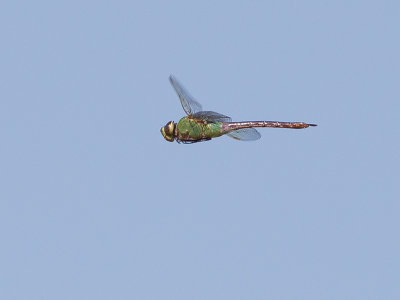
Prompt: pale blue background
<box><xmin>1</xmin><ymin>1</ymin><xmax>399</xmax><ymax>299</ymax></box>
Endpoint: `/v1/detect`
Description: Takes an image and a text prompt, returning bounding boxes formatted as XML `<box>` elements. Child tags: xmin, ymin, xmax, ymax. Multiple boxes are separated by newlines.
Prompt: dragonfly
<box><xmin>161</xmin><ymin>75</ymin><xmax>317</xmax><ymax>143</ymax></box>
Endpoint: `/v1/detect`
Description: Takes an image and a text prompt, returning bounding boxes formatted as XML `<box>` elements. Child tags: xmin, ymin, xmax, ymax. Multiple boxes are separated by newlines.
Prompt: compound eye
<box><xmin>164</xmin><ymin>124</ymin><xmax>171</xmax><ymax>135</ymax></box>
<box><xmin>166</xmin><ymin>121</ymin><xmax>174</xmax><ymax>134</ymax></box>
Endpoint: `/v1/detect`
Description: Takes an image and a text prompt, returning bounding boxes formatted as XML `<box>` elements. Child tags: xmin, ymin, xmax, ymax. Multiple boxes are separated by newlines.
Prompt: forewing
<box><xmin>169</xmin><ymin>75</ymin><xmax>202</xmax><ymax>115</ymax></box>
<box><xmin>227</xmin><ymin>128</ymin><xmax>261</xmax><ymax>141</ymax></box>
<box><xmin>192</xmin><ymin>111</ymin><xmax>232</xmax><ymax>122</ymax></box>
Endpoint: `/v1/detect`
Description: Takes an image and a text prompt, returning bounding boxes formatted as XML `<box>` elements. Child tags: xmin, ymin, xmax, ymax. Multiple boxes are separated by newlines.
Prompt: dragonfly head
<box><xmin>160</xmin><ymin>121</ymin><xmax>175</xmax><ymax>142</ymax></box>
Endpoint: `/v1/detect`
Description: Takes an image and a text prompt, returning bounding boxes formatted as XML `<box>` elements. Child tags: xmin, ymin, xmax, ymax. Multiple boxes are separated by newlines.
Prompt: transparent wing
<box><xmin>169</xmin><ymin>75</ymin><xmax>202</xmax><ymax>115</ymax></box>
<box><xmin>192</xmin><ymin>111</ymin><xmax>232</xmax><ymax>122</ymax></box>
<box><xmin>227</xmin><ymin>128</ymin><xmax>261</xmax><ymax>141</ymax></box>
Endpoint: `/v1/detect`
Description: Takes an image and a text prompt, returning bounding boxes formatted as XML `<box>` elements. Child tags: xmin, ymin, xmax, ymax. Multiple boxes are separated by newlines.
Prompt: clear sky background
<box><xmin>1</xmin><ymin>1</ymin><xmax>399</xmax><ymax>299</ymax></box>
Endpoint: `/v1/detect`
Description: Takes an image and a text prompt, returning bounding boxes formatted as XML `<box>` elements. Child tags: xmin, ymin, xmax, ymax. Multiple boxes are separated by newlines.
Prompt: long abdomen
<box><xmin>223</xmin><ymin>121</ymin><xmax>317</xmax><ymax>131</ymax></box>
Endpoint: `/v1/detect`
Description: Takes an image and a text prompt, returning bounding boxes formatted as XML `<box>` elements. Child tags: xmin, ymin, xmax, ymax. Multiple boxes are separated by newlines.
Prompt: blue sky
<box><xmin>1</xmin><ymin>1</ymin><xmax>399</xmax><ymax>299</ymax></box>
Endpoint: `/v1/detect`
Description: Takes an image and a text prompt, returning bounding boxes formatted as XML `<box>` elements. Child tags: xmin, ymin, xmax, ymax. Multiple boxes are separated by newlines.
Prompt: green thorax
<box><xmin>176</xmin><ymin>116</ymin><xmax>224</xmax><ymax>141</ymax></box>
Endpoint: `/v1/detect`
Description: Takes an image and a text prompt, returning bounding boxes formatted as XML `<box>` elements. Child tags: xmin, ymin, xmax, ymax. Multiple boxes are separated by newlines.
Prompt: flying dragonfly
<box><xmin>161</xmin><ymin>75</ymin><xmax>317</xmax><ymax>143</ymax></box>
